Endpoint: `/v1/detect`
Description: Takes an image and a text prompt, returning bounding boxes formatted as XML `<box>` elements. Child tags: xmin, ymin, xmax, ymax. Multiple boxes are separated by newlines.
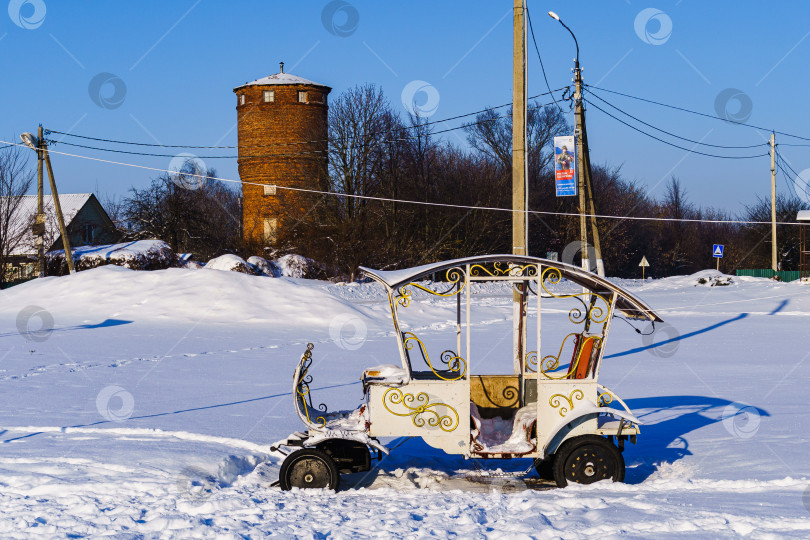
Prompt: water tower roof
<box><xmin>234</xmin><ymin>71</ymin><xmax>330</xmax><ymax>92</ymax></box>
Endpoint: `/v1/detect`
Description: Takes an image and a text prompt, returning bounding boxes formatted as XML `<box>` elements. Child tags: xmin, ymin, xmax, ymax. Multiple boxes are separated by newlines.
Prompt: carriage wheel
<box><xmin>552</xmin><ymin>435</ymin><xmax>625</xmax><ymax>488</ymax></box>
<box><xmin>279</xmin><ymin>449</ymin><xmax>340</xmax><ymax>491</ymax></box>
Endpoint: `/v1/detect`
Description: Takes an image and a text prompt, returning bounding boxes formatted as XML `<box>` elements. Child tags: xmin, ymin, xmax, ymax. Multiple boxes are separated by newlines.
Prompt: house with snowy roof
<box><xmin>4</xmin><ymin>193</ymin><xmax>118</xmax><ymax>281</ymax></box>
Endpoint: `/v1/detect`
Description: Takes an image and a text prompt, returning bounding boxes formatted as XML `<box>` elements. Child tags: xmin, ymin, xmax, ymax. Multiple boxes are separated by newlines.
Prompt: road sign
<box><xmin>639</xmin><ymin>255</ymin><xmax>649</xmax><ymax>279</ymax></box>
<box><xmin>713</xmin><ymin>244</ymin><xmax>724</xmax><ymax>258</ymax></box>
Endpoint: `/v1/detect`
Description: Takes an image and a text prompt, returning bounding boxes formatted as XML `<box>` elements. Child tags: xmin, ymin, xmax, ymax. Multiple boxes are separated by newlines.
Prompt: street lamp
<box><xmin>548</xmin><ymin>11</ymin><xmax>579</xmax><ymax>69</ymax></box>
<box><xmin>20</xmin><ymin>132</ymin><xmax>39</xmax><ymax>149</ymax></box>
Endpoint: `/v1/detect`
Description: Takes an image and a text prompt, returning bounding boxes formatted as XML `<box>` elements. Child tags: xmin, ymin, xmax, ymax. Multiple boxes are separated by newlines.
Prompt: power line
<box><xmin>45</xmin><ymin>98</ymin><xmax>566</xmax><ymax>160</ymax></box>
<box><xmin>587</xmin><ymin>84</ymin><xmax>810</xmax><ymax>143</ymax></box>
<box><xmin>1</xmin><ymin>137</ymin><xmax>803</xmax><ymax>226</ymax></box>
<box><xmin>584</xmin><ymin>97</ymin><xmax>770</xmax><ymax>160</ymax></box>
<box><xmin>586</xmin><ymin>90</ymin><xmax>766</xmax><ymax>149</ymax></box>
<box><xmin>776</xmin><ymin>152</ymin><xmax>810</xmax><ymax>199</ymax></box>
<box><xmin>526</xmin><ymin>6</ymin><xmax>565</xmax><ymax>113</ymax></box>
<box><xmin>45</xmin><ymin>87</ymin><xmax>569</xmax><ymax>151</ymax></box>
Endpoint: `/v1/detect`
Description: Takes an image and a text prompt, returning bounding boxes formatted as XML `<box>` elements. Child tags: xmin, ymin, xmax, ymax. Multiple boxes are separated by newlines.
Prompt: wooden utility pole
<box><xmin>512</xmin><ymin>0</ymin><xmax>527</xmax><ymax>375</ymax></box>
<box><xmin>41</xmin><ymin>139</ymin><xmax>75</xmax><ymax>274</ymax></box>
<box><xmin>36</xmin><ymin>126</ymin><xmax>46</xmax><ymax>278</ymax></box>
<box><xmin>770</xmin><ymin>132</ymin><xmax>777</xmax><ymax>272</ymax></box>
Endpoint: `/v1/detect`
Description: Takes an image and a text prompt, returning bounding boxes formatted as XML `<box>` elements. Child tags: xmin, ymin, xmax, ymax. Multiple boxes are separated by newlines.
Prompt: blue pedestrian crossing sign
<box><xmin>713</xmin><ymin>244</ymin><xmax>724</xmax><ymax>258</ymax></box>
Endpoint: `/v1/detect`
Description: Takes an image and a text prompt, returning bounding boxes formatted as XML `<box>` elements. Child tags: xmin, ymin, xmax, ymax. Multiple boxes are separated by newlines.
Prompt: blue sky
<box><xmin>2</xmin><ymin>1</ymin><xmax>809</xmax><ymax>213</ymax></box>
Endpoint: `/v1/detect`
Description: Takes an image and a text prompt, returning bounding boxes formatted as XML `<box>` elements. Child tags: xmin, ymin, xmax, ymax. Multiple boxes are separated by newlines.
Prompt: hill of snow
<box><xmin>0</xmin><ymin>268</ymin><xmax>808</xmax><ymax>537</ymax></box>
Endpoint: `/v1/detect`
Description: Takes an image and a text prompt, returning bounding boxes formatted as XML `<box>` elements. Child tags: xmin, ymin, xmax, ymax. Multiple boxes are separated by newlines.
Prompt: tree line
<box><xmin>2</xmin><ymin>83</ymin><xmax>808</xmax><ymax>282</ymax></box>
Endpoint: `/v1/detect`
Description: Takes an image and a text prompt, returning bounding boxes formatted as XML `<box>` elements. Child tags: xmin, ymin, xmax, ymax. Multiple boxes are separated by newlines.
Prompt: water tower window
<box><xmin>263</xmin><ymin>184</ymin><xmax>276</xmax><ymax>196</ymax></box>
<box><xmin>263</xmin><ymin>217</ymin><xmax>278</xmax><ymax>243</ymax></box>
<box><xmin>239</xmin><ymin>94</ymin><xmax>245</xmax><ymax>106</ymax></box>
<box><xmin>298</xmin><ymin>91</ymin><xmax>308</xmax><ymax>103</ymax></box>
<box><xmin>263</xmin><ymin>90</ymin><xmax>274</xmax><ymax>102</ymax></box>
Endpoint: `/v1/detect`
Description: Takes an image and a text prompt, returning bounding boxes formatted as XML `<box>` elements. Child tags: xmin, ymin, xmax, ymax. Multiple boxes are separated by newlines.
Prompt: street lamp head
<box><xmin>20</xmin><ymin>133</ymin><xmax>39</xmax><ymax>149</ymax></box>
<box><xmin>548</xmin><ymin>11</ymin><xmax>579</xmax><ymax>66</ymax></box>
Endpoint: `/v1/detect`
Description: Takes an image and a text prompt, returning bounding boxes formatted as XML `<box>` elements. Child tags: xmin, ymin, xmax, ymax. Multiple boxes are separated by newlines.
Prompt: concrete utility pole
<box><xmin>36</xmin><ymin>126</ymin><xmax>46</xmax><ymax>278</ymax></box>
<box><xmin>581</xmin><ymin>125</ymin><xmax>605</xmax><ymax>276</ymax></box>
<box><xmin>512</xmin><ymin>0</ymin><xmax>528</xmax><ymax>375</ymax></box>
<box><xmin>573</xmin><ymin>57</ymin><xmax>589</xmax><ymax>272</ymax></box>
<box><xmin>550</xmin><ymin>11</ymin><xmax>604</xmax><ymax>276</ymax></box>
<box><xmin>770</xmin><ymin>132</ymin><xmax>777</xmax><ymax>273</ymax></box>
<box><xmin>512</xmin><ymin>0</ymin><xmax>527</xmax><ymax>258</ymax></box>
<box><xmin>41</xmin><ymin>138</ymin><xmax>75</xmax><ymax>274</ymax></box>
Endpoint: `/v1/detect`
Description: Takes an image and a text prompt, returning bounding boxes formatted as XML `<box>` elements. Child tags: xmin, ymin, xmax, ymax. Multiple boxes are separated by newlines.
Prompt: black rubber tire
<box><xmin>552</xmin><ymin>435</ymin><xmax>625</xmax><ymax>488</ymax></box>
<box><xmin>279</xmin><ymin>449</ymin><xmax>340</xmax><ymax>491</ymax></box>
<box><xmin>534</xmin><ymin>457</ymin><xmax>555</xmax><ymax>480</ymax></box>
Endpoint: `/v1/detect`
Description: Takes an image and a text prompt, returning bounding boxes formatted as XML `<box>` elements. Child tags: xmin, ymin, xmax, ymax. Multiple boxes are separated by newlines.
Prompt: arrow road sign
<box><xmin>713</xmin><ymin>244</ymin><xmax>724</xmax><ymax>258</ymax></box>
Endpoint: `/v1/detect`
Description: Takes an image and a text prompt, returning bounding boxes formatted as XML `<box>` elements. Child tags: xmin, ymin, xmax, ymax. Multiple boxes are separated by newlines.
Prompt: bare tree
<box><xmin>0</xmin><ymin>144</ymin><xmax>34</xmax><ymax>286</ymax></box>
<box><xmin>123</xmin><ymin>162</ymin><xmax>241</xmax><ymax>261</ymax></box>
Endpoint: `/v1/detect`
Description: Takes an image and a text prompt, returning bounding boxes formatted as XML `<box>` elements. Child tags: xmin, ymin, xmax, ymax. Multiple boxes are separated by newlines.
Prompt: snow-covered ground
<box><xmin>1</xmin><ymin>266</ymin><xmax>809</xmax><ymax>537</ymax></box>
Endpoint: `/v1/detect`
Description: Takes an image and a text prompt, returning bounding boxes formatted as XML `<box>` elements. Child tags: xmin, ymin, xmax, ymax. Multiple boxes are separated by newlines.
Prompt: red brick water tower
<box><xmin>234</xmin><ymin>63</ymin><xmax>331</xmax><ymax>246</ymax></box>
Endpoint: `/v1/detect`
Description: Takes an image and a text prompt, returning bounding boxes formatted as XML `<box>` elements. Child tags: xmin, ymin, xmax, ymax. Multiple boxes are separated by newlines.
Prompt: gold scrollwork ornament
<box><xmin>382</xmin><ymin>388</ymin><xmax>459</xmax><ymax>432</ymax></box>
<box><xmin>549</xmin><ymin>388</ymin><xmax>585</xmax><ymax>417</ymax></box>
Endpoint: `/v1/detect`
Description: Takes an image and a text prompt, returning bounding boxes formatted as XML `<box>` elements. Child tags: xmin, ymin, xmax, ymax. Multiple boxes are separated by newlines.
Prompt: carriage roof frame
<box><xmin>360</xmin><ymin>254</ymin><xmax>662</xmax><ymax>323</ymax></box>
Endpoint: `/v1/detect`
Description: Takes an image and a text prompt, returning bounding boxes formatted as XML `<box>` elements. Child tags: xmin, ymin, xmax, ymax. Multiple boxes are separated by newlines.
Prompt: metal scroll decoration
<box><xmin>295</xmin><ymin>343</ymin><xmax>328</xmax><ymax>427</ymax></box>
<box><xmin>541</xmin><ymin>266</ymin><xmax>611</xmax><ymax>327</ymax></box>
<box><xmin>598</xmin><ymin>390</ymin><xmax>614</xmax><ymax>407</ymax></box>
<box><xmin>469</xmin><ymin>262</ymin><xmax>537</xmax><ymax>278</ymax></box>
<box><xmin>402</xmin><ymin>332</ymin><xmax>467</xmax><ymax>381</ymax></box>
<box><xmin>394</xmin><ymin>266</ymin><xmax>466</xmax><ymax>309</ymax></box>
<box><xmin>549</xmin><ymin>388</ymin><xmax>585</xmax><ymax>417</ymax></box>
<box><xmin>382</xmin><ymin>388</ymin><xmax>459</xmax><ymax>432</ymax></box>
<box><xmin>525</xmin><ymin>351</ymin><xmax>539</xmax><ymax>373</ymax></box>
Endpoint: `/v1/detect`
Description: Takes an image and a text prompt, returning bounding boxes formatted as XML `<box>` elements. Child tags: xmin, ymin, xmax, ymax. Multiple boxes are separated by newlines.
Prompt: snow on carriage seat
<box><xmin>362</xmin><ymin>364</ymin><xmax>408</xmax><ymax>386</ymax></box>
<box><xmin>470</xmin><ymin>403</ymin><xmax>536</xmax><ymax>454</ymax></box>
<box><xmin>319</xmin><ymin>403</ymin><xmax>370</xmax><ymax>431</ymax></box>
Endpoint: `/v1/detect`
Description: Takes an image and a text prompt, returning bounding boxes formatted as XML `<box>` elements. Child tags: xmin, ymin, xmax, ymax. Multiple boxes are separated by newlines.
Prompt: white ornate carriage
<box><xmin>273</xmin><ymin>255</ymin><xmax>661</xmax><ymax>490</ymax></box>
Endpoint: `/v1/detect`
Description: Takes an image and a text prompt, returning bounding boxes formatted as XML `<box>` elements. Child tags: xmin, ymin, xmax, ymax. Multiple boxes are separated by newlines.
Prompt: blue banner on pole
<box><xmin>554</xmin><ymin>135</ymin><xmax>577</xmax><ymax>197</ymax></box>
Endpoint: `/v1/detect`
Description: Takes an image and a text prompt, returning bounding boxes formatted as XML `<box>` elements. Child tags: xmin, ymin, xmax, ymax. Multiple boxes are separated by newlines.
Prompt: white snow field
<box><xmin>1</xmin><ymin>265</ymin><xmax>809</xmax><ymax>538</ymax></box>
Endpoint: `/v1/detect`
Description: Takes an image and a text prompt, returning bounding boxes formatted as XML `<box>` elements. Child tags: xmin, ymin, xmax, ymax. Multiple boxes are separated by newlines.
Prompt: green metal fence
<box><xmin>735</xmin><ymin>269</ymin><xmax>805</xmax><ymax>282</ymax></box>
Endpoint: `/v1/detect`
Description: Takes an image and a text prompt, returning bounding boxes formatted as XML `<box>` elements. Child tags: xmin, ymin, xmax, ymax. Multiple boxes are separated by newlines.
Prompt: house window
<box><xmin>263</xmin><ymin>217</ymin><xmax>278</xmax><ymax>243</ymax></box>
<box><xmin>298</xmin><ymin>91</ymin><xmax>307</xmax><ymax>103</ymax></box>
<box><xmin>239</xmin><ymin>94</ymin><xmax>245</xmax><ymax>105</ymax></box>
<box><xmin>263</xmin><ymin>90</ymin><xmax>274</xmax><ymax>102</ymax></box>
<box><xmin>263</xmin><ymin>184</ymin><xmax>276</xmax><ymax>196</ymax></box>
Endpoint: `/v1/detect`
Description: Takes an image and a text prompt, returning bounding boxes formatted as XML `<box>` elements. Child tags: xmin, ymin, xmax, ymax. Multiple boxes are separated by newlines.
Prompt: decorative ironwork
<box><xmin>525</xmin><ymin>351</ymin><xmax>538</xmax><ymax>373</ymax></box>
<box><xmin>394</xmin><ymin>267</ymin><xmax>466</xmax><ymax>309</ymax></box>
<box><xmin>598</xmin><ymin>390</ymin><xmax>614</xmax><ymax>407</ymax></box>
<box><xmin>541</xmin><ymin>266</ymin><xmax>611</xmax><ymax>326</ymax></box>
<box><xmin>470</xmin><ymin>262</ymin><xmax>537</xmax><ymax>278</ymax></box>
<box><xmin>403</xmin><ymin>332</ymin><xmax>467</xmax><ymax>381</ymax></box>
<box><xmin>382</xmin><ymin>388</ymin><xmax>459</xmax><ymax>432</ymax></box>
<box><xmin>295</xmin><ymin>343</ymin><xmax>327</xmax><ymax>427</ymax></box>
<box><xmin>549</xmin><ymin>388</ymin><xmax>585</xmax><ymax>417</ymax></box>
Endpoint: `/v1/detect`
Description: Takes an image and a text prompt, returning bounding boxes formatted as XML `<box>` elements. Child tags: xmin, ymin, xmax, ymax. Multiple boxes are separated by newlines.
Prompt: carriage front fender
<box><xmin>539</xmin><ymin>404</ymin><xmax>642</xmax><ymax>455</ymax></box>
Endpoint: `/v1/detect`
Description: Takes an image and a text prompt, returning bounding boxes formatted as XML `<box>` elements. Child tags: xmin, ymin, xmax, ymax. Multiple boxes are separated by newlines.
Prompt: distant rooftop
<box><xmin>234</xmin><ymin>62</ymin><xmax>329</xmax><ymax>91</ymax></box>
<box><xmin>798</xmin><ymin>210</ymin><xmax>810</xmax><ymax>221</ymax></box>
